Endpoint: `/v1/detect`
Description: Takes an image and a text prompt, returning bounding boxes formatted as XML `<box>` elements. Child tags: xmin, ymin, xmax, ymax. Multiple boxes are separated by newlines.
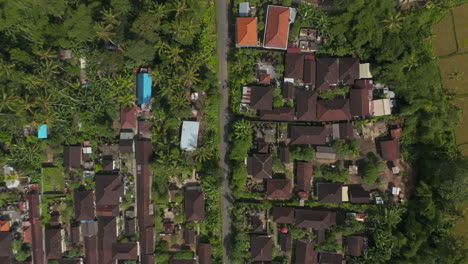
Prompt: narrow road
<box><xmin>216</xmin><ymin>0</ymin><xmax>232</xmax><ymax>263</ymax></box>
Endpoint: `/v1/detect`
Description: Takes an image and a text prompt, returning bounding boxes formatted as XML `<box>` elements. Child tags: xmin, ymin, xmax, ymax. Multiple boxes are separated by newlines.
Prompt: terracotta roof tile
<box><xmin>296</xmin><ymin>162</ymin><xmax>313</xmax><ymax>192</ymax></box>
<box><xmin>264</xmin><ymin>6</ymin><xmax>291</xmax><ymax>49</ymax></box>
<box><xmin>380</xmin><ymin>139</ymin><xmax>400</xmax><ymax>160</ymax></box>
<box><xmin>251</xmin><ymin>236</ymin><xmax>273</xmax><ymax>261</ymax></box>
<box><xmin>237</xmin><ymin>17</ymin><xmax>258</xmax><ymax>46</ymax></box>
<box><xmin>272</xmin><ymin>207</ymin><xmax>295</xmax><ymax>224</ymax></box>
<box><xmin>316</xmin><ymin>99</ymin><xmax>351</xmax><ymax>121</ymax></box>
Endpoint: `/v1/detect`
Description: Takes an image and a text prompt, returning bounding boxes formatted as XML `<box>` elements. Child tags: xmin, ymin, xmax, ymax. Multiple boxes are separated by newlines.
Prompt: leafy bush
<box><xmin>362</xmin><ymin>153</ymin><xmax>385</xmax><ymax>185</ymax></box>
<box><xmin>290</xmin><ymin>146</ymin><xmax>315</xmax><ymax>161</ymax></box>
<box><xmin>332</xmin><ymin>140</ymin><xmax>360</xmax><ymax>157</ymax></box>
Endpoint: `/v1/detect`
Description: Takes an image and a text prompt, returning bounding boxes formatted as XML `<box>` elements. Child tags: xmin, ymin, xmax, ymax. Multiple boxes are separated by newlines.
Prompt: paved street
<box><xmin>216</xmin><ymin>0</ymin><xmax>232</xmax><ymax>263</ymax></box>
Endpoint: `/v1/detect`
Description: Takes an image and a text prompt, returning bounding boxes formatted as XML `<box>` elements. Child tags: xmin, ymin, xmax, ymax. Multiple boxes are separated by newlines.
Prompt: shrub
<box><xmin>290</xmin><ymin>146</ymin><xmax>315</xmax><ymax>161</ymax></box>
<box><xmin>362</xmin><ymin>153</ymin><xmax>385</xmax><ymax>185</ymax></box>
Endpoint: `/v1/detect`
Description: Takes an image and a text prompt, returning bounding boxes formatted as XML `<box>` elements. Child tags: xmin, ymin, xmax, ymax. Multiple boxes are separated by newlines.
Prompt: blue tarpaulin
<box><xmin>137</xmin><ymin>73</ymin><xmax>152</xmax><ymax>104</ymax></box>
<box><xmin>38</xmin><ymin>124</ymin><xmax>48</xmax><ymax>139</ymax></box>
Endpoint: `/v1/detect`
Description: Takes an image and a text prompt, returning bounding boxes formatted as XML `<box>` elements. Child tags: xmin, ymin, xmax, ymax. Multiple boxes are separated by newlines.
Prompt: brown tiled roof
<box><xmin>267</xmin><ymin>179</ymin><xmax>292</xmax><ymax>200</ymax></box>
<box><xmin>0</xmin><ymin>232</ymin><xmax>12</xmax><ymax>258</ymax></box>
<box><xmin>346</xmin><ymin>236</ymin><xmax>366</xmax><ymax>257</ymax></box>
<box><xmin>380</xmin><ymin>139</ymin><xmax>401</xmax><ymax>160</ymax></box>
<box><xmin>45</xmin><ymin>228</ymin><xmax>62</xmax><ymax>260</ymax></box>
<box><xmin>316</xmin><ymin>99</ymin><xmax>351</xmax><ymax>121</ymax></box>
<box><xmin>184</xmin><ymin>189</ymin><xmax>205</xmax><ymax>222</ymax></box>
<box><xmin>97</xmin><ymin>216</ymin><xmax>117</xmax><ymax>264</ymax></box>
<box><xmin>27</xmin><ymin>190</ymin><xmax>45</xmax><ymax>264</ymax></box>
<box><xmin>283</xmin><ymin>82</ymin><xmax>295</xmax><ymax>100</ymax></box>
<box><xmin>250</xmin><ymin>86</ymin><xmax>273</xmax><ymax>110</ymax></box>
<box><xmin>138</xmin><ymin>120</ymin><xmax>152</xmax><ymax>137</ymax></box>
<box><xmin>316</xmin><ymin>58</ymin><xmax>339</xmax><ymax>91</ymax></box>
<box><xmin>338</xmin><ymin>123</ymin><xmax>355</xmax><ymax>140</ymax></box>
<box><xmin>113</xmin><ymin>242</ymin><xmax>139</xmax><ymax>260</ymax></box>
<box><xmin>121</xmin><ymin>107</ymin><xmax>136</xmax><ymax>129</ymax></box>
<box><xmin>295</xmin><ymin>240</ymin><xmax>318</xmax><ymax>264</ymax></box>
<box><xmin>290</xmin><ymin>126</ymin><xmax>330</xmax><ymax>145</ymax></box>
<box><xmin>183</xmin><ymin>229</ymin><xmax>196</xmax><ymax>245</ymax></box>
<box><xmin>102</xmin><ymin>155</ymin><xmax>114</xmax><ymax>172</ymax></box>
<box><xmin>64</xmin><ymin>146</ymin><xmax>82</xmax><ymax>168</ymax></box>
<box><xmin>279</xmin><ymin>233</ymin><xmax>291</xmax><ymax>252</ymax></box>
<box><xmin>251</xmin><ymin>236</ymin><xmax>273</xmax><ymax>262</ymax></box>
<box><xmin>247</xmin><ymin>153</ymin><xmax>273</xmax><ymax>179</ymax></box>
<box><xmin>259</xmin><ymin>73</ymin><xmax>271</xmax><ymax>85</ymax></box>
<box><xmin>304</xmin><ymin>55</ymin><xmax>316</xmax><ymax>85</ymax></box>
<box><xmin>197</xmin><ymin>243</ymin><xmax>212</xmax><ymax>264</ymax></box>
<box><xmin>338</xmin><ymin>57</ymin><xmax>360</xmax><ymax>85</ymax></box>
<box><xmin>315</xmin><ymin>229</ymin><xmax>326</xmax><ymax>244</ymax></box>
<box><xmin>84</xmin><ymin>235</ymin><xmax>97</xmax><ymax>264</ymax></box>
<box><xmin>279</xmin><ymin>145</ymin><xmax>290</xmax><ymax>163</ymax></box>
<box><xmin>391</xmin><ymin>128</ymin><xmax>402</xmax><ymax>139</ymax></box>
<box><xmin>58</xmin><ymin>259</ymin><xmax>83</xmax><ymax>264</ymax></box>
<box><xmin>296</xmin><ymin>162</ymin><xmax>313</xmax><ymax>192</ymax></box>
<box><xmin>296</xmin><ymin>90</ymin><xmax>317</xmax><ymax>121</ymax></box>
<box><xmin>295</xmin><ymin>210</ymin><xmax>336</xmax><ymax>229</ymax></box>
<box><xmin>95</xmin><ymin>174</ymin><xmax>124</xmax><ymax>216</ymax></box>
<box><xmin>119</xmin><ymin>139</ymin><xmax>134</xmax><ymax>153</ymax></box>
<box><xmin>141</xmin><ymin>254</ymin><xmax>155</xmax><ymax>264</ymax></box>
<box><xmin>317</xmin><ymin>183</ymin><xmax>343</xmax><ymax>203</ymax></box>
<box><xmin>259</xmin><ymin>107</ymin><xmax>295</xmax><ymax>121</ymax></box>
<box><xmin>124</xmin><ymin>218</ymin><xmax>136</xmax><ymax>236</ymax></box>
<box><xmin>237</xmin><ymin>17</ymin><xmax>258</xmax><ymax>46</ymax></box>
<box><xmin>350</xmin><ymin>88</ymin><xmax>370</xmax><ymax>117</ymax></box>
<box><xmin>256</xmin><ymin>141</ymin><xmax>269</xmax><ymax>153</ymax></box>
<box><xmin>272</xmin><ymin>207</ymin><xmax>295</xmax><ymax>224</ymax></box>
<box><xmin>70</xmin><ymin>224</ymin><xmax>81</xmax><ymax>244</ymax></box>
<box><xmin>285</xmin><ymin>53</ymin><xmax>305</xmax><ymax>79</ymax></box>
<box><xmin>349</xmin><ymin>185</ymin><xmax>370</xmax><ymax>204</ymax></box>
<box><xmin>74</xmin><ymin>190</ymin><xmax>95</xmax><ymax>221</ymax></box>
<box><xmin>319</xmin><ymin>252</ymin><xmax>343</xmax><ymax>264</ymax></box>
<box><xmin>264</xmin><ymin>6</ymin><xmax>290</xmax><ymax>49</ymax></box>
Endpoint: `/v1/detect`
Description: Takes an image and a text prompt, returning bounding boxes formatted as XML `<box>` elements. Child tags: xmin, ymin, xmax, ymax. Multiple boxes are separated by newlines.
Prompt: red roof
<box><xmin>390</xmin><ymin>128</ymin><xmax>402</xmax><ymax>139</ymax></box>
<box><xmin>296</xmin><ymin>162</ymin><xmax>313</xmax><ymax>193</ymax></box>
<box><xmin>23</xmin><ymin>224</ymin><xmax>32</xmax><ymax>243</ymax></box>
<box><xmin>121</xmin><ymin>107</ymin><xmax>136</xmax><ymax>129</ymax></box>
<box><xmin>259</xmin><ymin>73</ymin><xmax>271</xmax><ymax>84</ymax></box>
<box><xmin>316</xmin><ymin>99</ymin><xmax>351</xmax><ymax>121</ymax></box>
<box><xmin>264</xmin><ymin>6</ymin><xmax>291</xmax><ymax>49</ymax></box>
<box><xmin>380</xmin><ymin>139</ymin><xmax>401</xmax><ymax>160</ymax></box>
<box><xmin>237</xmin><ymin>17</ymin><xmax>258</xmax><ymax>46</ymax></box>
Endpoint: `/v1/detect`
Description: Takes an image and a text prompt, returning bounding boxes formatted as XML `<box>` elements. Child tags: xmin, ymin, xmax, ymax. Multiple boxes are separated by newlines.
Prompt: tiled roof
<box><xmin>304</xmin><ymin>55</ymin><xmax>316</xmax><ymax>84</ymax></box>
<box><xmin>295</xmin><ymin>210</ymin><xmax>336</xmax><ymax>229</ymax></box>
<box><xmin>45</xmin><ymin>228</ymin><xmax>63</xmax><ymax>260</ymax></box>
<box><xmin>74</xmin><ymin>190</ymin><xmax>95</xmax><ymax>221</ymax></box>
<box><xmin>95</xmin><ymin>174</ymin><xmax>124</xmax><ymax>216</ymax></box>
<box><xmin>380</xmin><ymin>139</ymin><xmax>401</xmax><ymax>160</ymax></box>
<box><xmin>279</xmin><ymin>233</ymin><xmax>291</xmax><ymax>252</ymax></box>
<box><xmin>247</xmin><ymin>153</ymin><xmax>273</xmax><ymax>179</ymax></box>
<box><xmin>349</xmin><ymin>185</ymin><xmax>370</xmax><ymax>204</ymax></box>
<box><xmin>121</xmin><ymin>107</ymin><xmax>136</xmax><ymax>129</ymax></box>
<box><xmin>295</xmin><ymin>240</ymin><xmax>318</xmax><ymax>264</ymax></box>
<box><xmin>317</xmin><ymin>183</ymin><xmax>343</xmax><ymax>203</ymax></box>
<box><xmin>296</xmin><ymin>162</ymin><xmax>313</xmax><ymax>192</ymax></box>
<box><xmin>316</xmin><ymin>99</ymin><xmax>351</xmax><ymax>121</ymax></box>
<box><xmin>64</xmin><ymin>145</ymin><xmax>82</xmax><ymax>168</ymax></box>
<box><xmin>264</xmin><ymin>6</ymin><xmax>291</xmax><ymax>49</ymax></box>
<box><xmin>296</xmin><ymin>90</ymin><xmax>317</xmax><ymax>121</ymax></box>
<box><xmin>267</xmin><ymin>179</ymin><xmax>292</xmax><ymax>200</ymax></box>
<box><xmin>290</xmin><ymin>126</ymin><xmax>330</xmax><ymax>145</ymax></box>
<box><xmin>285</xmin><ymin>53</ymin><xmax>305</xmax><ymax>79</ymax></box>
<box><xmin>319</xmin><ymin>252</ymin><xmax>343</xmax><ymax>264</ymax></box>
<box><xmin>236</xmin><ymin>17</ymin><xmax>258</xmax><ymax>46</ymax></box>
<box><xmin>316</xmin><ymin>58</ymin><xmax>339</xmax><ymax>91</ymax></box>
<box><xmin>251</xmin><ymin>236</ymin><xmax>273</xmax><ymax>262</ymax></box>
<box><xmin>250</xmin><ymin>86</ymin><xmax>273</xmax><ymax>110</ymax></box>
<box><xmin>259</xmin><ymin>107</ymin><xmax>295</xmax><ymax>121</ymax></box>
<box><xmin>113</xmin><ymin>242</ymin><xmax>139</xmax><ymax>260</ymax></box>
<box><xmin>272</xmin><ymin>207</ymin><xmax>295</xmax><ymax>224</ymax></box>
<box><xmin>350</xmin><ymin>88</ymin><xmax>370</xmax><ymax>117</ymax></box>
<box><xmin>184</xmin><ymin>189</ymin><xmax>205</xmax><ymax>222</ymax></box>
<box><xmin>197</xmin><ymin>243</ymin><xmax>212</xmax><ymax>264</ymax></box>
<box><xmin>0</xmin><ymin>231</ymin><xmax>12</xmax><ymax>258</ymax></box>
<box><xmin>97</xmin><ymin>216</ymin><xmax>117</xmax><ymax>264</ymax></box>
<box><xmin>346</xmin><ymin>236</ymin><xmax>366</xmax><ymax>257</ymax></box>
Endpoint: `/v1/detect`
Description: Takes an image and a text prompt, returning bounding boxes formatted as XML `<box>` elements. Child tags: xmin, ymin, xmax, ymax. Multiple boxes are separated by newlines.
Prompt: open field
<box><xmin>432</xmin><ymin>12</ymin><xmax>457</xmax><ymax>56</ymax></box>
<box><xmin>42</xmin><ymin>167</ymin><xmax>65</xmax><ymax>193</ymax></box>
<box><xmin>439</xmin><ymin>53</ymin><xmax>468</xmax><ymax>95</ymax></box>
<box><xmin>453</xmin><ymin>4</ymin><xmax>468</xmax><ymax>52</ymax></box>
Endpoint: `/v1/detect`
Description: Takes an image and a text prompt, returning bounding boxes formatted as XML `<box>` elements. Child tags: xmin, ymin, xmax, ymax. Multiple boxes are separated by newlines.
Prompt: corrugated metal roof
<box><xmin>137</xmin><ymin>73</ymin><xmax>152</xmax><ymax>105</ymax></box>
<box><xmin>180</xmin><ymin>121</ymin><xmax>199</xmax><ymax>151</ymax></box>
<box><xmin>38</xmin><ymin>124</ymin><xmax>48</xmax><ymax>139</ymax></box>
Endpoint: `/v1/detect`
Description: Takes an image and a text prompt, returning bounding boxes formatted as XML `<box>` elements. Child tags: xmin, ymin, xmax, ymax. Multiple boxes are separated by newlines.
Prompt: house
<box><xmin>319</xmin><ymin>252</ymin><xmax>343</xmax><ymax>264</ymax></box>
<box><xmin>121</xmin><ymin>107</ymin><xmax>137</xmax><ymax>129</ymax></box>
<box><xmin>371</xmin><ymin>98</ymin><xmax>391</xmax><ymax>116</ymax></box>
<box><xmin>350</xmin><ymin>80</ymin><xmax>373</xmax><ymax>117</ymax></box>
<box><xmin>380</xmin><ymin>139</ymin><xmax>401</xmax><ymax>160</ymax></box>
<box><xmin>359</xmin><ymin>63</ymin><xmax>373</xmax><ymax>79</ymax></box>
<box><xmin>258</xmin><ymin>73</ymin><xmax>271</xmax><ymax>85</ymax></box>
<box><xmin>272</xmin><ymin>207</ymin><xmax>295</xmax><ymax>224</ymax></box>
<box><xmin>251</xmin><ymin>236</ymin><xmax>273</xmax><ymax>262</ymax></box>
<box><xmin>27</xmin><ymin>189</ymin><xmax>45</xmax><ymax>264</ymax></box>
<box><xmin>279</xmin><ymin>233</ymin><xmax>291</xmax><ymax>252</ymax></box>
<box><xmin>23</xmin><ymin>223</ymin><xmax>32</xmax><ymax>243</ymax></box>
<box><xmin>137</xmin><ymin>72</ymin><xmax>152</xmax><ymax>105</ymax></box>
<box><xmin>180</xmin><ymin>121</ymin><xmax>200</xmax><ymax>151</ymax></box>
<box><xmin>332</xmin><ymin>123</ymin><xmax>355</xmax><ymax>140</ymax></box>
<box><xmin>183</xmin><ymin>229</ymin><xmax>196</xmax><ymax>245</ymax></box>
<box><xmin>38</xmin><ymin>124</ymin><xmax>48</xmax><ymax>139</ymax></box>
<box><xmin>95</xmin><ymin>174</ymin><xmax>124</xmax><ymax>216</ymax></box>
<box><xmin>296</xmin><ymin>90</ymin><xmax>317</xmax><ymax>121</ymax></box>
<box><xmin>284</xmin><ymin>53</ymin><xmax>304</xmax><ymax>82</ymax></box>
<box><xmin>97</xmin><ymin>216</ymin><xmax>117</xmax><ymax>264</ymax></box>
<box><xmin>0</xmin><ymin>221</ymin><xmax>9</xmax><ymax>232</ymax></box>
<box><xmin>304</xmin><ymin>55</ymin><xmax>316</xmax><ymax>85</ymax></box>
<box><xmin>315</xmin><ymin>146</ymin><xmax>337</xmax><ymax>160</ymax></box>
<box><xmin>113</xmin><ymin>242</ymin><xmax>139</xmax><ymax>260</ymax></box>
<box><xmin>317</xmin><ymin>183</ymin><xmax>343</xmax><ymax>203</ymax></box>
<box><xmin>236</xmin><ymin>17</ymin><xmax>258</xmax><ymax>47</ymax></box>
<box><xmin>102</xmin><ymin>155</ymin><xmax>116</xmax><ymax>171</ymax></box>
<box><xmin>296</xmin><ymin>162</ymin><xmax>313</xmax><ymax>193</ymax></box>
<box><xmin>290</xmin><ymin>126</ymin><xmax>331</xmax><ymax>145</ymax></box>
<box><xmin>316</xmin><ymin>57</ymin><xmax>359</xmax><ymax>91</ymax></box>
<box><xmin>247</xmin><ymin>153</ymin><xmax>273</xmax><ymax>179</ymax></box>
<box><xmin>316</xmin><ymin>99</ymin><xmax>351</xmax><ymax>121</ymax></box>
<box><xmin>74</xmin><ymin>190</ymin><xmax>95</xmax><ymax>221</ymax></box>
<box><xmin>250</xmin><ymin>86</ymin><xmax>273</xmax><ymax>110</ymax></box>
<box><xmin>119</xmin><ymin>130</ymin><xmax>135</xmax><ymax>153</ymax></box>
<box><xmin>239</xmin><ymin>2</ymin><xmax>250</xmax><ymax>17</ymax></box>
<box><xmin>263</xmin><ymin>5</ymin><xmax>295</xmax><ymax>50</ymax></box>
<box><xmin>346</xmin><ymin>236</ymin><xmax>366</xmax><ymax>257</ymax></box>
<box><xmin>283</xmin><ymin>82</ymin><xmax>295</xmax><ymax>100</ymax></box>
<box><xmin>279</xmin><ymin>144</ymin><xmax>290</xmax><ymax>163</ymax></box>
<box><xmin>259</xmin><ymin>107</ymin><xmax>295</xmax><ymax>121</ymax></box>
<box><xmin>64</xmin><ymin>145</ymin><xmax>82</xmax><ymax>168</ymax></box>
<box><xmin>84</xmin><ymin>235</ymin><xmax>97</xmax><ymax>264</ymax></box>
<box><xmin>348</xmin><ymin>185</ymin><xmax>370</xmax><ymax>204</ymax></box>
<box><xmin>184</xmin><ymin>188</ymin><xmax>205</xmax><ymax>222</ymax></box>
<box><xmin>295</xmin><ymin>240</ymin><xmax>318</xmax><ymax>264</ymax></box>
<box><xmin>138</xmin><ymin>120</ymin><xmax>152</xmax><ymax>138</ymax></box>
<box><xmin>45</xmin><ymin>227</ymin><xmax>63</xmax><ymax>260</ymax></box>
<box><xmin>0</xmin><ymin>231</ymin><xmax>12</xmax><ymax>263</ymax></box>
<box><xmin>390</xmin><ymin>128</ymin><xmax>402</xmax><ymax>139</ymax></box>
<box><xmin>70</xmin><ymin>224</ymin><xmax>81</xmax><ymax>244</ymax></box>
<box><xmin>197</xmin><ymin>243</ymin><xmax>212</xmax><ymax>264</ymax></box>
<box><xmin>124</xmin><ymin>218</ymin><xmax>136</xmax><ymax>236</ymax></box>
<box><xmin>295</xmin><ymin>210</ymin><xmax>336</xmax><ymax>229</ymax></box>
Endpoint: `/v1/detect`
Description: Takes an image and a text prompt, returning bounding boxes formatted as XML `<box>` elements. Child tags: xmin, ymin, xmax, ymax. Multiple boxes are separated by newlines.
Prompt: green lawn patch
<box><xmin>42</xmin><ymin>167</ymin><xmax>65</xmax><ymax>193</ymax></box>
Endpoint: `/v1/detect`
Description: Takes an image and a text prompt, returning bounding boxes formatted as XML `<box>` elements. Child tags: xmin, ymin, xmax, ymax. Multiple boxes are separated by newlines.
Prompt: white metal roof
<box><xmin>180</xmin><ymin>121</ymin><xmax>200</xmax><ymax>151</ymax></box>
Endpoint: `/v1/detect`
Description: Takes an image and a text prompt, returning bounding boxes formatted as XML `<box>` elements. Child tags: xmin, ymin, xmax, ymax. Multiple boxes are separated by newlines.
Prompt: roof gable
<box><xmin>184</xmin><ymin>189</ymin><xmax>205</xmax><ymax>222</ymax></box>
<box><xmin>251</xmin><ymin>236</ymin><xmax>273</xmax><ymax>261</ymax></box>
<box><xmin>290</xmin><ymin>126</ymin><xmax>330</xmax><ymax>145</ymax></box>
<box><xmin>296</xmin><ymin>162</ymin><xmax>313</xmax><ymax>192</ymax></box>
<box><xmin>285</xmin><ymin>53</ymin><xmax>305</xmax><ymax>79</ymax></box>
<box><xmin>264</xmin><ymin>6</ymin><xmax>291</xmax><ymax>49</ymax></box>
<box><xmin>250</xmin><ymin>86</ymin><xmax>273</xmax><ymax>110</ymax></box>
<box><xmin>350</xmin><ymin>88</ymin><xmax>370</xmax><ymax>117</ymax></box>
<box><xmin>247</xmin><ymin>153</ymin><xmax>273</xmax><ymax>179</ymax></box>
<box><xmin>316</xmin><ymin>99</ymin><xmax>351</xmax><ymax>121</ymax></box>
<box><xmin>272</xmin><ymin>207</ymin><xmax>295</xmax><ymax>223</ymax></box>
<box><xmin>121</xmin><ymin>107</ymin><xmax>137</xmax><ymax>129</ymax></box>
<box><xmin>236</xmin><ymin>17</ymin><xmax>258</xmax><ymax>46</ymax></box>
<box><xmin>380</xmin><ymin>139</ymin><xmax>401</xmax><ymax>160</ymax></box>
<box><xmin>295</xmin><ymin>240</ymin><xmax>318</xmax><ymax>264</ymax></box>
<box><xmin>74</xmin><ymin>190</ymin><xmax>95</xmax><ymax>221</ymax></box>
<box><xmin>317</xmin><ymin>183</ymin><xmax>343</xmax><ymax>203</ymax></box>
<box><xmin>296</xmin><ymin>90</ymin><xmax>317</xmax><ymax>121</ymax></box>
<box><xmin>295</xmin><ymin>210</ymin><xmax>336</xmax><ymax>229</ymax></box>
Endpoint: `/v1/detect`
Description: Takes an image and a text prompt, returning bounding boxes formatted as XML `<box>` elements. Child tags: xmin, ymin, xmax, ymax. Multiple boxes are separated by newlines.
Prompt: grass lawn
<box><xmin>453</xmin><ymin>4</ymin><xmax>468</xmax><ymax>52</ymax></box>
<box><xmin>432</xmin><ymin>12</ymin><xmax>457</xmax><ymax>56</ymax></box>
<box><xmin>42</xmin><ymin>167</ymin><xmax>65</xmax><ymax>193</ymax></box>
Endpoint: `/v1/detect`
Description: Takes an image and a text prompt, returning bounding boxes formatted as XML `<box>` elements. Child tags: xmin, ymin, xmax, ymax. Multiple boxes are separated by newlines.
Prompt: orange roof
<box><xmin>23</xmin><ymin>225</ymin><xmax>32</xmax><ymax>243</ymax></box>
<box><xmin>237</xmin><ymin>17</ymin><xmax>258</xmax><ymax>46</ymax></box>
<box><xmin>264</xmin><ymin>6</ymin><xmax>290</xmax><ymax>49</ymax></box>
<box><xmin>0</xmin><ymin>221</ymin><xmax>10</xmax><ymax>232</ymax></box>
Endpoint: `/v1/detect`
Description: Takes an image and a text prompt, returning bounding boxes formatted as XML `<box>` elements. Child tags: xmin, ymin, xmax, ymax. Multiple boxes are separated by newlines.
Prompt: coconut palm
<box><xmin>193</xmin><ymin>145</ymin><xmax>214</xmax><ymax>163</ymax></box>
<box><xmin>383</xmin><ymin>12</ymin><xmax>404</xmax><ymax>32</ymax></box>
<box><xmin>0</xmin><ymin>91</ymin><xmax>20</xmax><ymax>112</ymax></box>
<box><xmin>94</xmin><ymin>22</ymin><xmax>116</xmax><ymax>45</ymax></box>
<box><xmin>101</xmin><ymin>9</ymin><xmax>120</xmax><ymax>26</ymax></box>
<box><xmin>33</xmin><ymin>48</ymin><xmax>58</xmax><ymax>61</ymax></box>
<box><xmin>117</xmin><ymin>93</ymin><xmax>136</xmax><ymax>107</ymax></box>
<box><xmin>171</xmin><ymin>0</ymin><xmax>188</xmax><ymax>17</ymax></box>
<box><xmin>150</xmin><ymin>2</ymin><xmax>169</xmax><ymax>21</ymax></box>
<box><xmin>233</xmin><ymin>119</ymin><xmax>253</xmax><ymax>139</ymax></box>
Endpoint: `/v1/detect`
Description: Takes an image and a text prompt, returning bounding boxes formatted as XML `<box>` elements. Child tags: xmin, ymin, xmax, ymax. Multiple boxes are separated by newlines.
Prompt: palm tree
<box><xmin>193</xmin><ymin>145</ymin><xmax>214</xmax><ymax>163</ymax></box>
<box><xmin>179</xmin><ymin>65</ymin><xmax>200</xmax><ymax>87</ymax></box>
<box><xmin>233</xmin><ymin>119</ymin><xmax>253</xmax><ymax>139</ymax></box>
<box><xmin>33</xmin><ymin>48</ymin><xmax>58</xmax><ymax>61</ymax></box>
<box><xmin>94</xmin><ymin>22</ymin><xmax>116</xmax><ymax>45</ymax></box>
<box><xmin>165</xmin><ymin>46</ymin><xmax>183</xmax><ymax>65</ymax></box>
<box><xmin>0</xmin><ymin>91</ymin><xmax>20</xmax><ymax>112</ymax></box>
<box><xmin>101</xmin><ymin>9</ymin><xmax>120</xmax><ymax>26</ymax></box>
<box><xmin>171</xmin><ymin>0</ymin><xmax>188</xmax><ymax>17</ymax></box>
<box><xmin>403</xmin><ymin>52</ymin><xmax>418</xmax><ymax>71</ymax></box>
<box><xmin>150</xmin><ymin>2</ymin><xmax>169</xmax><ymax>21</ymax></box>
<box><xmin>117</xmin><ymin>93</ymin><xmax>136</xmax><ymax>107</ymax></box>
<box><xmin>154</xmin><ymin>40</ymin><xmax>171</xmax><ymax>57</ymax></box>
<box><xmin>383</xmin><ymin>12</ymin><xmax>404</xmax><ymax>32</ymax></box>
